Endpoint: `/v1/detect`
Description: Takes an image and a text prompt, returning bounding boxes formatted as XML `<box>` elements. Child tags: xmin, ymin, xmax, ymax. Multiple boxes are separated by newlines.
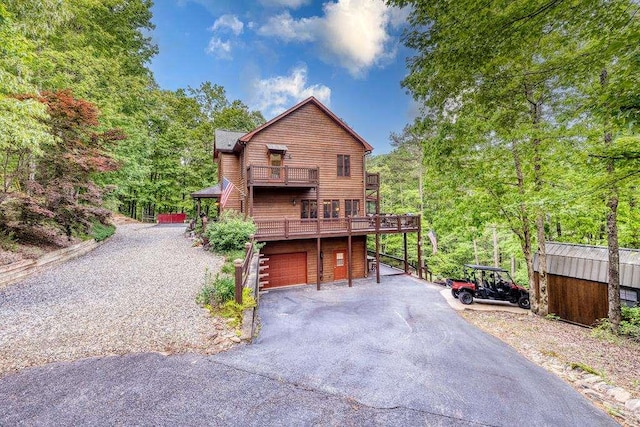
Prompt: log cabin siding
<box><xmin>245</xmin><ymin>103</ymin><xmax>366</xmax><ymax>218</ymax></box>
<box><xmin>218</xmin><ymin>152</ymin><xmax>243</xmax><ymax>212</ymax></box>
<box><xmin>262</xmin><ymin>236</ymin><xmax>366</xmax><ymax>285</ymax></box>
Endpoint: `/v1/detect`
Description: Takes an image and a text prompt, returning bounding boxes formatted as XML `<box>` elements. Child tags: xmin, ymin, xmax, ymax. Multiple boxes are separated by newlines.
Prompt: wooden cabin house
<box><xmin>206</xmin><ymin>97</ymin><xmax>422</xmax><ymax>290</ymax></box>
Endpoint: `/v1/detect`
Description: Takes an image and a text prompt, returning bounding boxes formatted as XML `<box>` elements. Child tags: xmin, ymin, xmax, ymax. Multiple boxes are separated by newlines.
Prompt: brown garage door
<box><xmin>264</xmin><ymin>252</ymin><xmax>307</xmax><ymax>288</ymax></box>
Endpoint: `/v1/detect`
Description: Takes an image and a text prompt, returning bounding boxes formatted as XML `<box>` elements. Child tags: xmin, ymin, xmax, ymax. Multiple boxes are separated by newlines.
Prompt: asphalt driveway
<box><xmin>0</xmin><ymin>275</ymin><xmax>616</xmax><ymax>426</ymax></box>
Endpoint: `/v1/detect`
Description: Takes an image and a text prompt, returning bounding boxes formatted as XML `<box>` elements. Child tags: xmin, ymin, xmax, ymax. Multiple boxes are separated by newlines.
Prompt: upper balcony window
<box><xmin>301</xmin><ymin>200</ymin><xmax>318</xmax><ymax>219</ymax></box>
<box><xmin>345</xmin><ymin>199</ymin><xmax>360</xmax><ymax>217</ymax></box>
<box><xmin>337</xmin><ymin>154</ymin><xmax>350</xmax><ymax>177</ymax></box>
<box><xmin>323</xmin><ymin>200</ymin><xmax>339</xmax><ymax>219</ymax></box>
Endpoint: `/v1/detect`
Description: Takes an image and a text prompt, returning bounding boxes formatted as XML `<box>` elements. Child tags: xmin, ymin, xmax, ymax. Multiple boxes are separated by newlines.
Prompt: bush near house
<box><xmin>204</xmin><ymin>210</ymin><xmax>256</xmax><ymax>253</ymax></box>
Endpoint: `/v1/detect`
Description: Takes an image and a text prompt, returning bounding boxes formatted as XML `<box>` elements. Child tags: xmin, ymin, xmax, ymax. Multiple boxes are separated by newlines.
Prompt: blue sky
<box><xmin>149</xmin><ymin>0</ymin><xmax>418</xmax><ymax>154</ymax></box>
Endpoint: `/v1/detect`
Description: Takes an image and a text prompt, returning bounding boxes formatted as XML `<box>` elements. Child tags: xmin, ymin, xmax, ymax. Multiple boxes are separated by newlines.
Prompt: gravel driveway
<box><xmin>0</xmin><ymin>223</ymin><xmax>223</xmax><ymax>376</ymax></box>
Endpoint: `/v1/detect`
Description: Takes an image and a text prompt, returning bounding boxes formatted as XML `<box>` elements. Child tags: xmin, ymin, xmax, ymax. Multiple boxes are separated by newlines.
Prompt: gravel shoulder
<box><xmin>0</xmin><ymin>223</ymin><xmax>231</xmax><ymax>377</ymax></box>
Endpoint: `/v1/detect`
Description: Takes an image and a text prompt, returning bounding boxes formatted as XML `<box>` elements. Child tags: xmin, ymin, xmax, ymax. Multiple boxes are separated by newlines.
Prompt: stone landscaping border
<box><xmin>0</xmin><ymin>239</ymin><xmax>105</xmax><ymax>289</ymax></box>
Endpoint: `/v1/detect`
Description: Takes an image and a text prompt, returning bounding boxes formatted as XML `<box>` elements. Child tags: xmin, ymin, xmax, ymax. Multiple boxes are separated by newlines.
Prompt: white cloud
<box><xmin>206</xmin><ymin>14</ymin><xmax>244</xmax><ymax>59</ymax></box>
<box><xmin>206</xmin><ymin>37</ymin><xmax>232</xmax><ymax>59</ymax></box>
<box><xmin>258</xmin><ymin>11</ymin><xmax>320</xmax><ymax>42</ymax></box>
<box><xmin>211</xmin><ymin>14</ymin><xmax>244</xmax><ymax>35</ymax></box>
<box><xmin>251</xmin><ymin>65</ymin><xmax>331</xmax><ymax>117</ymax></box>
<box><xmin>259</xmin><ymin>0</ymin><xmax>311</xmax><ymax>8</ymax></box>
<box><xmin>256</xmin><ymin>0</ymin><xmax>405</xmax><ymax>77</ymax></box>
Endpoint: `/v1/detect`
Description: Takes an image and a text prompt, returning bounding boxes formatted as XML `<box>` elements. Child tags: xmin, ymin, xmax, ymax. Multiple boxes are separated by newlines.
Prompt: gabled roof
<box><xmin>238</xmin><ymin>97</ymin><xmax>374</xmax><ymax>153</ymax></box>
<box><xmin>214</xmin><ymin>129</ymin><xmax>246</xmax><ymax>155</ymax></box>
<box><xmin>534</xmin><ymin>242</ymin><xmax>640</xmax><ymax>288</ymax></box>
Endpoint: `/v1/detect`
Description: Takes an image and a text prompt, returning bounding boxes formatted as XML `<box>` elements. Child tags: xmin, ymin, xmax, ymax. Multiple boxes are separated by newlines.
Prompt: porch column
<box><xmin>317</xmin><ymin>237</ymin><xmax>321</xmax><ymax>291</ymax></box>
<box><xmin>417</xmin><ymin>216</ymin><xmax>423</xmax><ymax>279</ymax></box>
<box><xmin>347</xmin><ymin>234</ymin><xmax>352</xmax><ymax>287</ymax></box>
<box><xmin>403</xmin><ymin>233</ymin><xmax>408</xmax><ymax>274</ymax></box>
<box><xmin>196</xmin><ymin>198</ymin><xmax>201</xmax><ymax>220</ymax></box>
<box><xmin>375</xmin><ymin>215</ymin><xmax>381</xmax><ymax>284</ymax></box>
<box><xmin>249</xmin><ymin>185</ymin><xmax>254</xmax><ymax>217</ymax></box>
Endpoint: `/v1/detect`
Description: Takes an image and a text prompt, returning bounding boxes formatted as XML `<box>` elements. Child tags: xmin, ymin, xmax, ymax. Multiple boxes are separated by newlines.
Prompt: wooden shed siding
<box><xmin>535</xmin><ymin>272</ymin><xmax>609</xmax><ymax>326</ymax></box>
<box><xmin>262</xmin><ymin>236</ymin><xmax>366</xmax><ymax>284</ymax></box>
<box><xmin>245</xmin><ymin>103</ymin><xmax>366</xmax><ymax>214</ymax></box>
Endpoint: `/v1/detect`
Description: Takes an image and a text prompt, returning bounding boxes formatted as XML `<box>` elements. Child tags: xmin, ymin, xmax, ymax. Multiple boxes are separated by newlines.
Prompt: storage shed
<box><xmin>533</xmin><ymin>242</ymin><xmax>640</xmax><ymax>325</ymax></box>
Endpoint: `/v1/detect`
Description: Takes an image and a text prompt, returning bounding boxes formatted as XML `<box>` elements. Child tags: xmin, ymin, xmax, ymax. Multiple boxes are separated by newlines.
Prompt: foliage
<box><xmin>569</xmin><ymin>362</ymin><xmax>602</xmax><ymax>377</ymax></box>
<box><xmin>593</xmin><ymin>306</ymin><xmax>640</xmax><ymax>341</ymax></box>
<box><xmin>218</xmin><ymin>288</ymin><xmax>257</xmax><ymax>328</ymax></box>
<box><xmin>204</xmin><ymin>210</ymin><xmax>256</xmax><ymax>253</ymax></box>
<box><xmin>197</xmin><ymin>269</ymin><xmax>235</xmax><ymax>306</ymax></box>
<box><xmin>90</xmin><ymin>222</ymin><xmax>115</xmax><ymax>242</ymax></box>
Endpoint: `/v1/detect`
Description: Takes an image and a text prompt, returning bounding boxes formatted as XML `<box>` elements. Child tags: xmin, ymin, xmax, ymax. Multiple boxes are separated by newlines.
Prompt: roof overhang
<box><xmin>238</xmin><ymin>97</ymin><xmax>374</xmax><ymax>153</ymax></box>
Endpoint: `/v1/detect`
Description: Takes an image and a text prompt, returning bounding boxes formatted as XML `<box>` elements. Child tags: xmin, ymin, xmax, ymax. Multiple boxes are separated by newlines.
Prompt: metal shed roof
<box><xmin>534</xmin><ymin>242</ymin><xmax>640</xmax><ymax>288</ymax></box>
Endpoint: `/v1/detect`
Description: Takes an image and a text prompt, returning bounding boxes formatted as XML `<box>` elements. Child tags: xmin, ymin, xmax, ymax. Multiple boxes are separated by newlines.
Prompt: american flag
<box><xmin>220</xmin><ymin>177</ymin><xmax>234</xmax><ymax>208</ymax></box>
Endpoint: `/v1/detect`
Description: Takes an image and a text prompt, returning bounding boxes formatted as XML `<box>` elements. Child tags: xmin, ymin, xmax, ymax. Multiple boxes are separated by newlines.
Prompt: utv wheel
<box><xmin>459</xmin><ymin>291</ymin><xmax>473</xmax><ymax>305</ymax></box>
<box><xmin>518</xmin><ymin>295</ymin><xmax>531</xmax><ymax>309</ymax></box>
<box><xmin>451</xmin><ymin>289</ymin><xmax>459</xmax><ymax>299</ymax></box>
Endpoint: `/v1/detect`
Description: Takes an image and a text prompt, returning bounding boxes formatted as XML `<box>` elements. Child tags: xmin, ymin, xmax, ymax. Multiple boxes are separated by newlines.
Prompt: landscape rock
<box><xmin>625</xmin><ymin>399</ymin><xmax>640</xmax><ymax>412</ymax></box>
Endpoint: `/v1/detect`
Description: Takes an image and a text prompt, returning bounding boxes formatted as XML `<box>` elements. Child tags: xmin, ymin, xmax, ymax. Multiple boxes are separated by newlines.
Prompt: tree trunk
<box><xmin>512</xmin><ymin>142</ymin><xmax>537</xmax><ymax>312</ymax></box>
<box><xmin>535</xmin><ymin>214</ymin><xmax>549</xmax><ymax>317</ymax></box>
<box><xmin>606</xmin><ymin>188</ymin><xmax>621</xmax><ymax>332</ymax></box>
<box><xmin>528</xmin><ymin>83</ymin><xmax>548</xmax><ymax>316</ymax></box>
<box><xmin>600</xmin><ymin>68</ymin><xmax>622</xmax><ymax>332</ymax></box>
<box><xmin>473</xmin><ymin>239</ymin><xmax>479</xmax><ymax>265</ymax></box>
<box><xmin>493</xmin><ymin>226</ymin><xmax>499</xmax><ymax>267</ymax></box>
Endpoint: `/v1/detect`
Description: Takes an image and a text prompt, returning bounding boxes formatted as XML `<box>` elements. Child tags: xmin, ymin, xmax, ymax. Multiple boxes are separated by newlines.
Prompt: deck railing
<box><xmin>247</xmin><ymin>165</ymin><xmax>319</xmax><ymax>186</ymax></box>
<box><xmin>366</xmin><ymin>172</ymin><xmax>380</xmax><ymax>189</ymax></box>
<box><xmin>254</xmin><ymin>214</ymin><xmax>419</xmax><ymax>239</ymax></box>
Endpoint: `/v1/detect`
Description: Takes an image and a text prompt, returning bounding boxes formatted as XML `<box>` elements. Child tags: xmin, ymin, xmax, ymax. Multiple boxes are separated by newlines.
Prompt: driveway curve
<box><xmin>0</xmin><ymin>223</ymin><xmax>223</xmax><ymax>376</ymax></box>
<box><xmin>0</xmin><ymin>260</ymin><xmax>616</xmax><ymax>425</ymax></box>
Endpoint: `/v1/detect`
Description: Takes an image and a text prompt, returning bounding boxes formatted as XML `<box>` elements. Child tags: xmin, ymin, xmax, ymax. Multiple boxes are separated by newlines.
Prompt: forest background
<box><xmin>0</xmin><ymin>1</ymin><xmax>638</xmax><ymax>321</ymax></box>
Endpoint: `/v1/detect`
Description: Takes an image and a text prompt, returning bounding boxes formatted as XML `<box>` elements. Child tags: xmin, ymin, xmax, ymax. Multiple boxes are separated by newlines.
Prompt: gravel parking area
<box><xmin>0</xmin><ymin>223</ymin><xmax>225</xmax><ymax>377</ymax></box>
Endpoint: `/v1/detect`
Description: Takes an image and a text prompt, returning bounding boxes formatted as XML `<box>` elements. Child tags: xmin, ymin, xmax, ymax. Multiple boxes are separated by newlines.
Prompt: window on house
<box><xmin>301</xmin><ymin>200</ymin><xmax>318</xmax><ymax>219</ymax></box>
<box><xmin>269</xmin><ymin>152</ymin><xmax>282</xmax><ymax>179</ymax></box>
<box><xmin>345</xmin><ymin>199</ymin><xmax>360</xmax><ymax>217</ymax></box>
<box><xmin>323</xmin><ymin>200</ymin><xmax>339</xmax><ymax>219</ymax></box>
<box><xmin>337</xmin><ymin>154</ymin><xmax>350</xmax><ymax>177</ymax></box>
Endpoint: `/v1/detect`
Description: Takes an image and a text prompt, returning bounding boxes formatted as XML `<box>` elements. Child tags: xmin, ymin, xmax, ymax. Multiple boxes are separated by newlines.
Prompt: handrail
<box><xmin>247</xmin><ymin>165</ymin><xmax>319</xmax><ymax>185</ymax></box>
<box><xmin>367</xmin><ymin>249</ymin><xmax>433</xmax><ymax>281</ymax></box>
<box><xmin>234</xmin><ymin>234</ymin><xmax>255</xmax><ymax>304</ymax></box>
<box><xmin>254</xmin><ymin>215</ymin><xmax>420</xmax><ymax>239</ymax></box>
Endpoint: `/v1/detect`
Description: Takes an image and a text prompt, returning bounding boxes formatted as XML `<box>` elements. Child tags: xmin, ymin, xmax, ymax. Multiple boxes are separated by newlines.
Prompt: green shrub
<box><xmin>90</xmin><ymin>222</ymin><xmax>115</xmax><ymax>242</ymax></box>
<box><xmin>592</xmin><ymin>307</ymin><xmax>640</xmax><ymax>341</ymax></box>
<box><xmin>219</xmin><ymin>287</ymin><xmax>257</xmax><ymax>327</ymax></box>
<box><xmin>204</xmin><ymin>210</ymin><xmax>256</xmax><ymax>253</ymax></box>
<box><xmin>0</xmin><ymin>230</ymin><xmax>16</xmax><ymax>251</ymax></box>
<box><xmin>196</xmin><ymin>269</ymin><xmax>236</xmax><ymax>306</ymax></box>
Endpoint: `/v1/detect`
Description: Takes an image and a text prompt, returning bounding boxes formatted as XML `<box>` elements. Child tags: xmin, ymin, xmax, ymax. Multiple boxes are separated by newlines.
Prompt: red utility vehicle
<box><xmin>447</xmin><ymin>264</ymin><xmax>530</xmax><ymax>309</ymax></box>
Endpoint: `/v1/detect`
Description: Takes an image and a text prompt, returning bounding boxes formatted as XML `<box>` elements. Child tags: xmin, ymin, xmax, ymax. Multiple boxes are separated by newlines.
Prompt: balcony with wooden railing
<box><xmin>366</xmin><ymin>172</ymin><xmax>380</xmax><ymax>190</ymax></box>
<box><xmin>254</xmin><ymin>214</ymin><xmax>419</xmax><ymax>241</ymax></box>
<box><xmin>247</xmin><ymin>165</ymin><xmax>319</xmax><ymax>187</ymax></box>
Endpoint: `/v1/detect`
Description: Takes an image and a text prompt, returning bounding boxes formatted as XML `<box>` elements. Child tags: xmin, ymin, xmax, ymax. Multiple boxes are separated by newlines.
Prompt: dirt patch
<box><xmin>462</xmin><ymin>310</ymin><xmax>640</xmax><ymax>425</ymax></box>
